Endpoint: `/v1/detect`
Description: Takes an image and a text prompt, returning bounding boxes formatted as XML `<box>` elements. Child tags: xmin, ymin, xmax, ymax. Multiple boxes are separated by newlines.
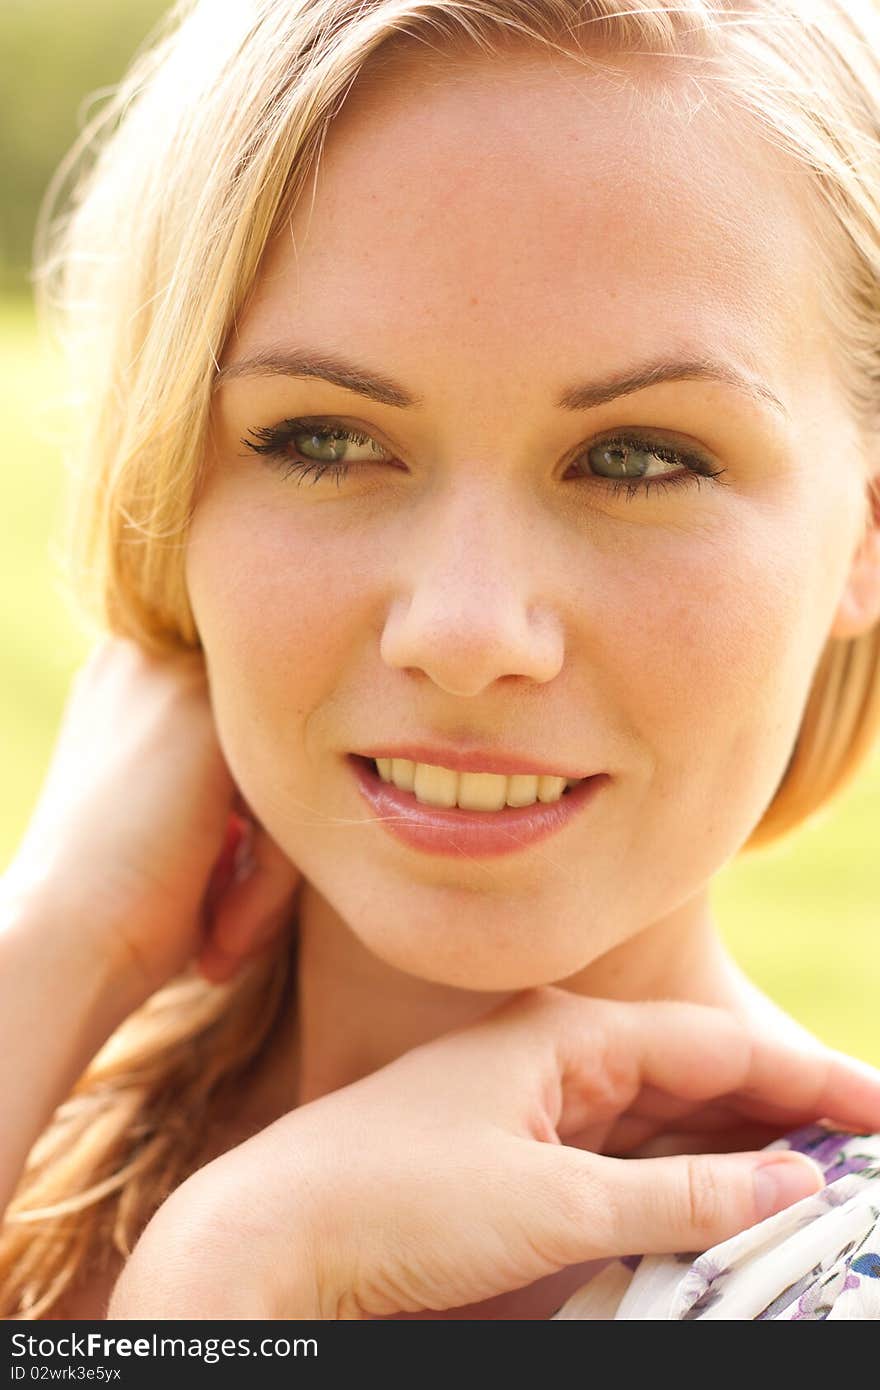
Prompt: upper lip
<box><xmin>351</xmin><ymin>742</ymin><xmax>592</xmax><ymax>780</ymax></box>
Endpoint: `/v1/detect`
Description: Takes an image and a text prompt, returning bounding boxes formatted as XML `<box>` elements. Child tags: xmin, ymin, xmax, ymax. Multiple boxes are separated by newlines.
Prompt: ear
<box><xmin>829</xmin><ymin>472</ymin><xmax>880</xmax><ymax>640</ymax></box>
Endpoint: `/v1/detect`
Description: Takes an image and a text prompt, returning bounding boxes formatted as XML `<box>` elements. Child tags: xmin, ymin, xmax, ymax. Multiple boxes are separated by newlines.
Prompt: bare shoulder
<box><xmin>41</xmin><ymin>1109</ymin><xmax>280</xmax><ymax>1321</ymax></box>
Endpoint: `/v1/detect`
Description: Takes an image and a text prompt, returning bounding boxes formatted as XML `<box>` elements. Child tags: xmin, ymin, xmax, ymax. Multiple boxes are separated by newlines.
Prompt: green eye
<box><xmin>295</xmin><ymin>430</ymin><xmax>348</xmax><ymax>462</ymax></box>
<box><xmin>243</xmin><ymin>418</ymin><xmax>726</xmax><ymax>500</ymax></box>
<box><xmin>589</xmin><ymin>440</ymin><xmax>656</xmax><ymax>478</ymax></box>
<box><xmin>565</xmin><ymin>432</ymin><xmax>726</xmax><ymax>500</ymax></box>
<box><xmin>292</xmin><ymin>427</ymin><xmax>386</xmax><ymax>464</ymax></box>
<box><xmin>578</xmin><ymin>435</ymin><xmax>698</xmax><ymax>481</ymax></box>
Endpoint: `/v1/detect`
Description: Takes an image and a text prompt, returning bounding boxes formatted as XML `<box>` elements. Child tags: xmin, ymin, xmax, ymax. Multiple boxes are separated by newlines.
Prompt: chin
<box><xmin>343</xmin><ymin>890</ymin><xmax>602</xmax><ymax>992</ymax></box>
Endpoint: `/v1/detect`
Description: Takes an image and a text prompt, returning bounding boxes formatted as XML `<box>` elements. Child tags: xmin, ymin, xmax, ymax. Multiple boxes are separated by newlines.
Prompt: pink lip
<box><xmin>347</xmin><ymin>754</ymin><xmax>609</xmax><ymax>858</ymax></box>
<box><xmin>353</xmin><ymin>743</ymin><xmax>590</xmax><ymax>780</ymax></box>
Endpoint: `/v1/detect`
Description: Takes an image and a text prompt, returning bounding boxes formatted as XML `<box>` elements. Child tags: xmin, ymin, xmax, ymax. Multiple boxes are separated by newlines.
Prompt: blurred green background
<box><xmin>1</xmin><ymin>0</ymin><xmax>878</xmax><ymax>1064</ymax></box>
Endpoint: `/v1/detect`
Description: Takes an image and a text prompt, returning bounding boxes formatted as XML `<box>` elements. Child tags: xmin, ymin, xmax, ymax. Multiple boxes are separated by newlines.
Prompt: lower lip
<box><xmin>347</xmin><ymin>755</ymin><xmax>609</xmax><ymax>858</ymax></box>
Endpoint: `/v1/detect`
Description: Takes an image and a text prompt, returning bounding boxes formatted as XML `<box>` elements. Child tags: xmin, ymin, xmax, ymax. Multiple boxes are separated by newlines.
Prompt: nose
<box><xmin>379</xmin><ymin>485</ymin><xmax>565</xmax><ymax>697</ymax></box>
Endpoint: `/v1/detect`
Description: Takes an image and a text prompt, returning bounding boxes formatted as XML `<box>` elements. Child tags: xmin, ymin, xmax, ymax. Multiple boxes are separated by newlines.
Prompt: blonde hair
<box><xmin>4</xmin><ymin>0</ymin><xmax>880</xmax><ymax>1318</ymax></box>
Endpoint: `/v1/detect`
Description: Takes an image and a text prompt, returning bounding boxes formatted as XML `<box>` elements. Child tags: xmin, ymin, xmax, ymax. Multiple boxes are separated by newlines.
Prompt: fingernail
<box><xmin>816</xmin><ymin>1119</ymin><xmax>863</xmax><ymax>1135</ymax></box>
<box><xmin>753</xmin><ymin>1156</ymin><xmax>824</xmax><ymax>1221</ymax></box>
<box><xmin>232</xmin><ymin>834</ymin><xmax>257</xmax><ymax>883</ymax></box>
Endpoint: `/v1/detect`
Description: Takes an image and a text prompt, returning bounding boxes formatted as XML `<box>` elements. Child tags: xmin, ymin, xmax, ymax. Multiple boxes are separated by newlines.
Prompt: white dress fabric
<box><xmin>551</xmin><ymin>1125</ymin><xmax>880</xmax><ymax>1319</ymax></box>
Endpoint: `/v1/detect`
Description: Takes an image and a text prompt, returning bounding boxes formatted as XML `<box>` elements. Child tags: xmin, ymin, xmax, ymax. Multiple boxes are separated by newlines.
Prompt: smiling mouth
<box><xmin>346</xmin><ymin>753</ymin><xmax>608</xmax><ymax>857</ymax></box>
<box><xmin>360</xmin><ymin>755</ymin><xmax>583</xmax><ymax>813</ymax></box>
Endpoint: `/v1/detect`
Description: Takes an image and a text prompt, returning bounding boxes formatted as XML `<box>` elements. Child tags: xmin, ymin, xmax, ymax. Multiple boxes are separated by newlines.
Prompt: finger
<box><xmin>432</xmin><ymin>992</ymin><xmax>797</xmax><ymax>1137</ymax></box>
<box><xmin>196</xmin><ymin>942</ymin><xmax>241</xmax><ymax>986</ymax></box>
<box><xmin>201</xmin><ymin>811</ymin><xmax>249</xmax><ymax>920</ymax></box>
<box><xmin>197</xmin><ymin>916</ymin><xmax>288</xmax><ymax>983</ymax></box>
<box><xmin>526</xmin><ymin>993</ymin><xmax>880</xmax><ymax>1140</ymax></box>
<box><xmin>564</xmin><ymin>1104</ymin><xmax>786</xmax><ymax>1159</ymax></box>
<box><xmin>595</xmin><ymin>1093</ymin><xmax>762</xmax><ymax>1153</ymax></box>
<box><xmin>528</xmin><ymin>1142</ymin><xmax>826</xmax><ymax>1269</ymax></box>
<box><xmin>735</xmin><ymin>1046</ymin><xmax>880</xmax><ymax>1133</ymax></box>
<box><xmin>625</xmin><ymin>1123</ymin><xmax>795</xmax><ymax>1159</ymax></box>
<box><xmin>549</xmin><ymin>997</ymin><xmax>780</xmax><ymax>1137</ymax></box>
<box><xmin>436</xmin><ymin>992</ymin><xmax>747</xmax><ymax>1136</ymax></box>
<box><xmin>209</xmin><ymin>823</ymin><xmax>301</xmax><ymax>958</ymax></box>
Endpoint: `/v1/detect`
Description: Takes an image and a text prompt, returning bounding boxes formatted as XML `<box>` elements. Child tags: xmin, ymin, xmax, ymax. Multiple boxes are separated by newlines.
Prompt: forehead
<box><xmin>241</xmin><ymin>44</ymin><xmax>827</xmax><ymax>404</ymax></box>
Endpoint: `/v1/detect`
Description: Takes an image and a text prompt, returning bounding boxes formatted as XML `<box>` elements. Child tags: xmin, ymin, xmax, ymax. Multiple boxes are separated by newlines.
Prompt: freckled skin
<box><xmin>185</xmin><ymin>45</ymin><xmax>876</xmax><ymax>1073</ymax></box>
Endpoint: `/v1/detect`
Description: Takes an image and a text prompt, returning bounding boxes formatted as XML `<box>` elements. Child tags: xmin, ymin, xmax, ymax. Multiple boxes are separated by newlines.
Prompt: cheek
<box><xmin>608</xmin><ymin>506</ymin><xmax>828</xmax><ymax>803</ymax></box>
<box><xmin>185</xmin><ymin>499</ymin><xmax>376</xmax><ymax>781</ymax></box>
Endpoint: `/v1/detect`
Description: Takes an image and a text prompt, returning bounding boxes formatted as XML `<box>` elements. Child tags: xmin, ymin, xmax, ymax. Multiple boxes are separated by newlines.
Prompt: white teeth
<box><xmin>537</xmin><ymin>775</ymin><xmax>567</xmax><ymax>802</ymax></box>
<box><xmin>391</xmin><ymin>758</ymin><xmax>415</xmax><ymax>791</ymax></box>
<box><xmin>371</xmin><ymin>758</ymin><xmax>582</xmax><ymax>810</ymax></box>
<box><xmin>506</xmin><ymin>773</ymin><xmax>539</xmax><ymax>807</ymax></box>
<box><xmin>456</xmin><ymin>771</ymin><xmax>509</xmax><ymax>812</ymax></box>
<box><xmin>413</xmin><ymin>762</ymin><xmax>458</xmax><ymax>808</ymax></box>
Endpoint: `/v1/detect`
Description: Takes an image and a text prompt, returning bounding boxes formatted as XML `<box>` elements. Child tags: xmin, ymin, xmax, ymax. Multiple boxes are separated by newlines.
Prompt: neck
<box><xmin>247</xmin><ymin>880</ymin><xmax>787</xmax><ymax>1117</ymax></box>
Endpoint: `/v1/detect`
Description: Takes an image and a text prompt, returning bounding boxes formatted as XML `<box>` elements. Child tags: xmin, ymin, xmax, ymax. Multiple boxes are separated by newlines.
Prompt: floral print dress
<box><xmin>551</xmin><ymin>1126</ymin><xmax>880</xmax><ymax>1319</ymax></box>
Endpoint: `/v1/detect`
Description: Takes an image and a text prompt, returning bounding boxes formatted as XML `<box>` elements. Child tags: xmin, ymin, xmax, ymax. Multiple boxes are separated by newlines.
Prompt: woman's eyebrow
<box><xmin>213</xmin><ymin>346</ymin><xmax>789</xmax><ymax>420</ymax></box>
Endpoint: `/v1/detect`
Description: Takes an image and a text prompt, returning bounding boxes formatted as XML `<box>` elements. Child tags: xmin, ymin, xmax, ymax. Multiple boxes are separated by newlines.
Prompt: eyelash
<box><xmin>241</xmin><ymin>416</ymin><xmax>728</xmax><ymax>501</ymax></box>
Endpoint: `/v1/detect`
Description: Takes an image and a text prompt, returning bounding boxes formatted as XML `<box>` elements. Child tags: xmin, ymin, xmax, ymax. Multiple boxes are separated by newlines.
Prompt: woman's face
<box><xmin>186</xmin><ymin>46</ymin><xmax>874</xmax><ymax>990</ymax></box>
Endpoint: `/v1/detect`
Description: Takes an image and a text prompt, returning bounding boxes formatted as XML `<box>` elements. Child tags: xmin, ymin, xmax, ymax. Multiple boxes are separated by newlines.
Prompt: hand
<box><xmin>4</xmin><ymin>636</ymin><xmax>300</xmax><ymax>1005</ymax></box>
<box><xmin>106</xmin><ymin>988</ymin><xmax>880</xmax><ymax>1319</ymax></box>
